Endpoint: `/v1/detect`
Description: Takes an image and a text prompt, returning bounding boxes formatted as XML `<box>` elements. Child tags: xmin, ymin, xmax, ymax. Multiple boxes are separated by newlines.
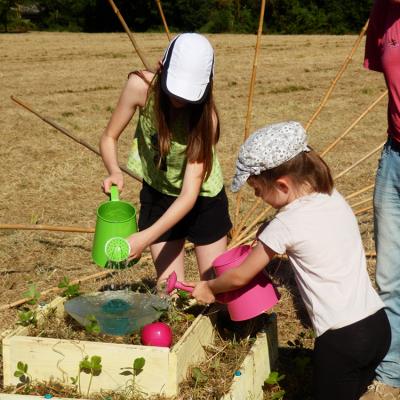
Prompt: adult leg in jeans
<box><xmin>374</xmin><ymin>141</ymin><xmax>400</xmax><ymax>389</ymax></box>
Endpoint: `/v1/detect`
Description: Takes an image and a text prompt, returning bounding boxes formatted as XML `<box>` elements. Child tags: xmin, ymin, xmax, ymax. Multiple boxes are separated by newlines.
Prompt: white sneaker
<box><xmin>360</xmin><ymin>380</ymin><xmax>400</xmax><ymax>399</ymax></box>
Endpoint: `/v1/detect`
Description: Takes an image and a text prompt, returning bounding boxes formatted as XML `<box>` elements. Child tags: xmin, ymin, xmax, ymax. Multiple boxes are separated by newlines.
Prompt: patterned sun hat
<box><xmin>231</xmin><ymin>121</ymin><xmax>310</xmax><ymax>192</ymax></box>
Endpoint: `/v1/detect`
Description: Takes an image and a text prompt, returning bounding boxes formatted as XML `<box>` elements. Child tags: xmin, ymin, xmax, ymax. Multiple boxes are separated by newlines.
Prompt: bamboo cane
<box><xmin>354</xmin><ymin>204</ymin><xmax>373</xmax><ymax>216</ymax></box>
<box><xmin>231</xmin><ymin>198</ymin><xmax>262</xmax><ymax>241</ymax></box>
<box><xmin>11</xmin><ymin>96</ymin><xmax>142</xmax><ymax>183</ymax></box>
<box><xmin>229</xmin><ymin>205</ymin><xmax>272</xmax><ymax>249</ymax></box>
<box><xmin>320</xmin><ymin>91</ymin><xmax>388</xmax><ymax>157</ymax></box>
<box><xmin>333</xmin><ymin>141</ymin><xmax>384</xmax><ymax>181</ymax></box>
<box><xmin>345</xmin><ymin>183</ymin><xmax>375</xmax><ymax>201</ymax></box>
<box><xmin>350</xmin><ymin>197</ymin><xmax>372</xmax><ymax>209</ymax></box>
<box><xmin>230</xmin><ymin>225</ymin><xmax>258</xmax><ymax>249</ymax></box>
<box><xmin>231</xmin><ymin>202</ymin><xmax>375</xmax><ymax>251</ymax></box>
<box><xmin>305</xmin><ymin>20</ymin><xmax>369</xmax><ymax>131</ymax></box>
<box><xmin>233</xmin><ymin>20</ymin><xmax>371</xmax><ymax>240</ymax></box>
<box><xmin>233</xmin><ymin>0</ymin><xmax>267</xmax><ymax>235</ymax></box>
<box><xmin>0</xmin><ymin>270</ymin><xmax>114</xmax><ymax>311</ymax></box>
<box><xmin>106</xmin><ymin>0</ymin><xmax>153</xmax><ymax>71</ymax></box>
<box><xmin>155</xmin><ymin>0</ymin><xmax>171</xmax><ymax>41</ymax></box>
<box><xmin>0</xmin><ymin>223</ymin><xmax>95</xmax><ymax>233</ymax></box>
<box><xmin>0</xmin><ymin>254</ymin><xmax>153</xmax><ymax>311</ymax></box>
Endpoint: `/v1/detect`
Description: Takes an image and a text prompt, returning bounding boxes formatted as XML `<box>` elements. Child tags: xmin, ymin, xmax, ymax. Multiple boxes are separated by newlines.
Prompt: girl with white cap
<box><xmin>190</xmin><ymin>121</ymin><xmax>390</xmax><ymax>400</ymax></box>
<box><xmin>100</xmin><ymin>33</ymin><xmax>232</xmax><ymax>286</ymax></box>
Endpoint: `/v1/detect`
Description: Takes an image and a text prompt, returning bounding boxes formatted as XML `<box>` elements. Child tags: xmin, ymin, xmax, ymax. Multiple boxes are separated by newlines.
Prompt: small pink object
<box><xmin>212</xmin><ymin>245</ymin><xmax>279</xmax><ymax>321</ymax></box>
<box><xmin>166</xmin><ymin>271</ymin><xmax>194</xmax><ymax>294</ymax></box>
<box><xmin>141</xmin><ymin>322</ymin><xmax>173</xmax><ymax>347</ymax></box>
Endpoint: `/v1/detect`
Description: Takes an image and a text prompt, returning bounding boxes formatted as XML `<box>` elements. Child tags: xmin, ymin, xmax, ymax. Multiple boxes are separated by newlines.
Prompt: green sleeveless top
<box><xmin>127</xmin><ymin>94</ymin><xmax>224</xmax><ymax>197</ymax></box>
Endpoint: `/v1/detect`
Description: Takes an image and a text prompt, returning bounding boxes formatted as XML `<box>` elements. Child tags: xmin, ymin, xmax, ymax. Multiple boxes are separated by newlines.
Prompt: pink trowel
<box><xmin>166</xmin><ymin>271</ymin><xmax>194</xmax><ymax>294</ymax></box>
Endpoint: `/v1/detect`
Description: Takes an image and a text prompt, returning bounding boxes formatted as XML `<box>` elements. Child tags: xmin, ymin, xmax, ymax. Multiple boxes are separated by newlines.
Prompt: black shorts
<box><xmin>138</xmin><ymin>181</ymin><xmax>232</xmax><ymax>245</ymax></box>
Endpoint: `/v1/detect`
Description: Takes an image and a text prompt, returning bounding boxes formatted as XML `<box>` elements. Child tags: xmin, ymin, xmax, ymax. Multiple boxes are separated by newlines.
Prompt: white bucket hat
<box><xmin>161</xmin><ymin>33</ymin><xmax>214</xmax><ymax>104</ymax></box>
<box><xmin>231</xmin><ymin>121</ymin><xmax>310</xmax><ymax>192</ymax></box>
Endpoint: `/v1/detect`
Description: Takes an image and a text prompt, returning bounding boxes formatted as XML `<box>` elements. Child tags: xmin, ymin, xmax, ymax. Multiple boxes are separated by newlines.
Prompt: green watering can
<box><xmin>92</xmin><ymin>186</ymin><xmax>138</xmax><ymax>268</ymax></box>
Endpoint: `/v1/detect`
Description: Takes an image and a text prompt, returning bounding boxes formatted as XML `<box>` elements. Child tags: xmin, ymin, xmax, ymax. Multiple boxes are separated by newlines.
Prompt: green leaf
<box><xmin>16</xmin><ymin>361</ymin><xmax>25</xmax><ymax>371</ymax></box>
<box><xmin>91</xmin><ymin>355</ymin><xmax>102</xmax><ymax>376</ymax></box>
<box><xmin>23</xmin><ymin>283</ymin><xmax>40</xmax><ymax>305</ymax></box>
<box><xmin>133</xmin><ymin>357</ymin><xmax>145</xmax><ymax>374</ymax></box>
<box><xmin>177</xmin><ymin>289</ymin><xmax>190</xmax><ymax>299</ymax></box>
<box><xmin>85</xmin><ymin>315</ymin><xmax>100</xmax><ymax>334</ymax></box>
<box><xmin>14</xmin><ymin>370</ymin><xmax>24</xmax><ymax>378</ymax></box>
<box><xmin>58</xmin><ymin>276</ymin><xmax>69</xmax><ymax>289</ymax></box>
<box><xmin>265</xmin><ymin>371</ymin><xmax>279</xmax><ymax>385</ymax></box>
<box><xmin>271</xmin><ymin>390</ymin><xmax>286</xmax><ymax>400</ymax></box>
<box><xmin>79</xmin><ymin>356</ymin><xmax>91</xmax><ymax>374</ymax></box>
<box><xmin>265</xmin><ymin>371</ymin><xmax>285</xmax><ymax>385</ymax></box>
<box><xmin>17</xmin><ymin>310</ymin><xmax>37</xmax><ymax>327</ymax></box>
<box><xmin>119</xmin><ymin>370</ymin><xmax>133</xmax><ymax>376</ymax></box>
<box><xmin>192</xmin><ymin>367</ymin><xmax>208</xmax><ymax>384</ymax></box>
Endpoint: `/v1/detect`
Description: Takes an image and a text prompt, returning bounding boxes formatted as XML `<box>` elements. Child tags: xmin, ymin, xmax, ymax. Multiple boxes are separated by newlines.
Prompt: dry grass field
<box><xmin>0</xmin><ymin>31</ymin><xmax>388</xmax><ymax>398</ymax></box>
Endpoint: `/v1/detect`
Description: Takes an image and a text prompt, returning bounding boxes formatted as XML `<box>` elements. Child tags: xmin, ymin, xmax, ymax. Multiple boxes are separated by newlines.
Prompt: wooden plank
<box><xmin>220</xmin><ymin>334</ymin><xmax>268</xmax><ymax>400</ymax></box>
<box><xmin>3</xmin><ymin>335</ymin><xmax>169</xmax><ymax>395</ymax></box>
<box><xmin>221</xmin><ymin>314</ymin><xmax>278</xmax><ymax>400</ymax></box>
<box><xmin>171</xmin><ymin>314</ymin><xmax>215</xmax><ymax>389</ymax></box>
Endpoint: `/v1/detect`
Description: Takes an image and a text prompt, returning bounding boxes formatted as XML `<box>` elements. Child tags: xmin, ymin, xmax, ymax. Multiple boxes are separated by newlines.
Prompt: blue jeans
<box><xmin>374</xmin><ymin>138</ymin><xmax>400</xmax><ymax>388</ymax></box>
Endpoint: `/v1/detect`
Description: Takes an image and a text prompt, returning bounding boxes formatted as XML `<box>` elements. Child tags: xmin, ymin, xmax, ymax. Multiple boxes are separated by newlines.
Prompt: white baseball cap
<box><xmin>161</xmin><ymin>33</ymin><xmax>214</xmax><ymax>104</ymax></box>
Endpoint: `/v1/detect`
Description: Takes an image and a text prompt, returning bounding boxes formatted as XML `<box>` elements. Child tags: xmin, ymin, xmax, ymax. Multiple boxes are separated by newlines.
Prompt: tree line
<box><xmin>1</xmin><ymin>0</ymin><xmax>374</xmax><ymax>34</ymax></box>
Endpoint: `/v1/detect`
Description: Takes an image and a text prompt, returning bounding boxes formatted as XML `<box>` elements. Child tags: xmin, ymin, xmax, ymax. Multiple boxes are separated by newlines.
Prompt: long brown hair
<box><xmin>152</xmin><ymin>70</ymin><xmax>220</xmax><ymax>179</ymax></box>
<box><xmin>257</xmin><ymin>149</ymin><xmax>334</xmax><ymax>195</ymax></box>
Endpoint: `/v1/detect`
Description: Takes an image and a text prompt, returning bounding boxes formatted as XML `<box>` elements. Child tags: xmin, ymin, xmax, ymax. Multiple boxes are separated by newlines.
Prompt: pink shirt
<box><xmin>364</xmin><ymin>0</ymin><xmax>400</xmax><ymax>140</ymax></box>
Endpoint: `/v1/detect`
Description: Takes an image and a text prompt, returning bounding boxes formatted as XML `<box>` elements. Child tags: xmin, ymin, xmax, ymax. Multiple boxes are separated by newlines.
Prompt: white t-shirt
<box><xmin>258</xmin><ymin>189</ymin><xmax>384</xmax><ymax>337</ymax></box>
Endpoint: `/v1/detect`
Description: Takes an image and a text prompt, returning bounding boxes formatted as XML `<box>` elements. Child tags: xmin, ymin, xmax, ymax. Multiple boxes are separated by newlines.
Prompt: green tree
<box><xmin>0</xmin><ymin>0</ymin><xmax>16</xmax><ymax>32</ymax></box>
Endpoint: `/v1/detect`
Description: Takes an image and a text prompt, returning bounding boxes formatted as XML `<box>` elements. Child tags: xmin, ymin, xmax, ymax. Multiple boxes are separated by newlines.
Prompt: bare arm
<box><xmin>191</xmin><ymin>242</ymin><xmax>276</xmax><ymax>304</ymax></box>
<box><xmin>127</xmin><ymin>160</ymin><xmax>205</xmax><ymax>258</ymax></box>
<box><xmin>126</xmin><ymin>107</ymin><xmax>220</xmax><ymax>258</ymax></box>
<box><xmin>100</xmin><ymin>72</ymin><xmax>151</xmax><ymax>192</ymax></box>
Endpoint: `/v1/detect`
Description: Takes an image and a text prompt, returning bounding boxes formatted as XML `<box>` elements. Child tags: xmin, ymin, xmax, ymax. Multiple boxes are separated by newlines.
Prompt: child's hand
<box><xmin>127</xmin><ymin>231</ymin><xmax>149</xmax><ymax>260</ymax></box>
<box><xmin>103</xmin><ymin>171</ymin><xmax>124</xmax><ymax>193</ymax></box>
<box><xmin>192</xmin><ymin>281</ymin><xmax>216</xmax><ymax>305</ymax></box>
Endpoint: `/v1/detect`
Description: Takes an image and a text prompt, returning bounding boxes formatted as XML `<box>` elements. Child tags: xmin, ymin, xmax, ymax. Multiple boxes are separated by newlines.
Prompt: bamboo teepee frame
<box><xmin>232</xmin><ymin>19</ymin><xmax>372</xmax><ymax>240</ymax></box>
<box><xmin>305</xmin><ymin>20</ymin><xmax>369</xmax><ymax>131</ymax></box>
<box><xmin>155</xmin><ymin>0</ymin><xmax>171</xmax><ymax>41</ymax></box>
<box><xmin>11</xmin><ymin>96</ymin><xmax>142</xmax><ymax>183</ymax></box>
<box><xmin>107</xmin><ymin>0</ymin><xmax>153</xmax><ymax>71</ymax></box>
<box><xmin>232</xmin><ymin>0</ymin><xmax>267</xmax><ymax>235</ymax></box>
<box><xmin>4</xmin><ymin>3</ymin><xmax>384</xmax><ymax>314</ymax></box>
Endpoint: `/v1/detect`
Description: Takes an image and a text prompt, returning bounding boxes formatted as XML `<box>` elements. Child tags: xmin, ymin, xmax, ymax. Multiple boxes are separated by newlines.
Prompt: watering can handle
<box><xmin>110</xmin><ymin>185</ymin><xmax>120</xmax><ymax>201</ymax></box>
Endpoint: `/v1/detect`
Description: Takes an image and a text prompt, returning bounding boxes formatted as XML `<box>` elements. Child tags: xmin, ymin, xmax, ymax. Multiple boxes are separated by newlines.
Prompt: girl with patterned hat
<box><xmin>190</xmin><ymin>121</ymin><xmax>390</xmax><ymax>400</ymax></box>
<box><xmin>100</xmin><ymin>33</ymin><xmax>232</xmax><ymax>286</ymax></box>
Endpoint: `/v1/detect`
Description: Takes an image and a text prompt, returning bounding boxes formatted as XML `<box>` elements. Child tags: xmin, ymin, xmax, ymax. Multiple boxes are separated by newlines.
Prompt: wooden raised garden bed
<box><xmin>2</xmin><ymin>297</ymin><xmax>278</xmax><ymax>399</ymax></box>
<box><xmin>2</xmin><ymin>296</ymin><xmax>215</xmax><ymax>397</ymax></box>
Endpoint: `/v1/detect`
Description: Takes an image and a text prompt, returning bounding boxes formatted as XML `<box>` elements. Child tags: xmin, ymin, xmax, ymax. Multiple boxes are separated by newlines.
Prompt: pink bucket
<box><xmin>212</xmin><ymin>245</ymin><xmax>279</xmax><ymax>321</ymax></box>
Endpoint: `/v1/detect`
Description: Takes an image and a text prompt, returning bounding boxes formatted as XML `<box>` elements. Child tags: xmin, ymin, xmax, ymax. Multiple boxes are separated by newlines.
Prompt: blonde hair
<box><xmin>254</xmin><ymin>149</ymin><xmax>334</xmax><ymax>194</ymax></box>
